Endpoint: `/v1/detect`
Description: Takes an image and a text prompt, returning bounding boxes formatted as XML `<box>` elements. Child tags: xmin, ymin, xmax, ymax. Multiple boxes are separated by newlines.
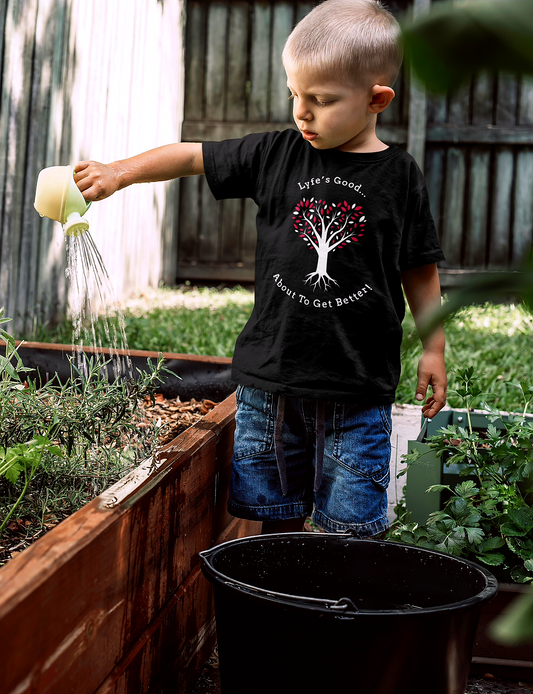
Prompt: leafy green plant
<box><xmin>0</xmin><ymin>433</ymin><xmax>63</xmax><ymax>535</ymax></box>
<box><xmin>0</xmin><ymin>308</ymin><xmax>168</xmax><ymax>553</ymax></box>
<box><xmin>389</xmin><ymin>367</ymin><xmax>533</xmax><ymax>584</ymax></box>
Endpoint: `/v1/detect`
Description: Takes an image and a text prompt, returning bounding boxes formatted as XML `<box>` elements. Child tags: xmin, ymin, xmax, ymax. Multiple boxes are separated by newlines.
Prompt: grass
<box><xmin>23</xmin><ymin>285</ymin><xmax>533</xmax><ymax>413</ymax></box>
<box><xmin>398</xmin><ymin>300</ymin><xmax>533</xmax><ymax>412</ymax></box>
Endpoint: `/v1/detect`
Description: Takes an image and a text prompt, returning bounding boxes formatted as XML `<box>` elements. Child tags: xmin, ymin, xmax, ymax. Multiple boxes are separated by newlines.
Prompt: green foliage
<box><xmin>398</xmin><ymin>301</ymin><xmax>533</xmax><ymax>413</ymax></box>
<box><xmin>389</xmin><ymin>368</ymin><xmax>533</xmax><ymax>584</ymax></box>
<box><xmin>0</xmin><ymin>308</ymin><xmax>167</xmax><ymax>546</ymax></box>
<box><xmin>401</xmin><ymin>0</ymin><xmax>533</xmax><ymax>94</ymax></box>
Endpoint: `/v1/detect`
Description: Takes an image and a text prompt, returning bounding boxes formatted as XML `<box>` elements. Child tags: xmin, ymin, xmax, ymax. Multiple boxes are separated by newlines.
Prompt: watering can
<box><xmin>34</xmin><ymin>165</ymin><xmax>91</xmax><ymax>236</ymax></box>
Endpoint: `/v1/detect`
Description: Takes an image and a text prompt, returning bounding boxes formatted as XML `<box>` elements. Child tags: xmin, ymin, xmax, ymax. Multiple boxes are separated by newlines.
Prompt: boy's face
<box><xmin>284</xmin><ymin>58</ymin><xmax>381</xmax><ymax>152</ymax></box>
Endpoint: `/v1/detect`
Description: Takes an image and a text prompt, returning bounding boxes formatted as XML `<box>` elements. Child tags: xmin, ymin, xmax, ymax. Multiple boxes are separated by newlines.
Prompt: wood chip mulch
<box><xmin>140</xmin><ymin>394</ymin><xmax>217</xmax><ymax>446</ymax></box>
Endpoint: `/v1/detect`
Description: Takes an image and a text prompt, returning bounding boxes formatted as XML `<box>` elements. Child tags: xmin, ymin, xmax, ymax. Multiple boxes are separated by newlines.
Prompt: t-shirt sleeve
<box><xmin>399</xmin><ymin>178</ymin><xmax>445</xmax><ymax>271</ymax></box>
<box><xmin>202</xmin><ymin>132</ymin><xmax>273</xmax><ymax>202</ymax></box>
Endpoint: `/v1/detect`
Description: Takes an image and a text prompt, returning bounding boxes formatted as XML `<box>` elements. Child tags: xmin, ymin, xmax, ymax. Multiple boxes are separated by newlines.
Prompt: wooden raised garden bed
<box><xmin>0</xmin><ymin>344</ymin><xmax>261</xmax><ymax>694</ymax></box>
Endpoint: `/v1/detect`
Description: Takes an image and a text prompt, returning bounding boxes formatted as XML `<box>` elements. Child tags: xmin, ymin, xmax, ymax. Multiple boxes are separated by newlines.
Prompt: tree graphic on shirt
<box><xmin>293</xmin><ymin>197</ymin><xmax>365</xmax><ymax>291</ymax></box>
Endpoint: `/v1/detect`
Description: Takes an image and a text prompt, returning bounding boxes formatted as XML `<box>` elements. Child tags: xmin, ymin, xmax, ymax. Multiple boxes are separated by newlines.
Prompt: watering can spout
<box><xmin>34</xmin><ymin>165</ymin><xmax>91</xmax><ymax>235</ymax></box>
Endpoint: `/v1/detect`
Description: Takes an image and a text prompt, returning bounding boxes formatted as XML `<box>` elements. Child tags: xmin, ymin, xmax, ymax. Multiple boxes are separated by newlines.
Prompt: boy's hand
<box><xmin>74</xmin><ymin>161</ymin><xmax>121</xmax><ymax>202</ymax></box>
<box><xmin>416</xmin><ymin>350</ymin><xmax>447</xmax><ymax>419</ymax></box>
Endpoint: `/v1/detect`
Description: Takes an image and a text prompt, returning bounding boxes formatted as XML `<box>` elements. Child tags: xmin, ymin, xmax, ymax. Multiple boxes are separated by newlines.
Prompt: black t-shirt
<box><xmin>203</xmin><ymin>129</ymin><xmax>444</xmax><ymax>404</ymax></box>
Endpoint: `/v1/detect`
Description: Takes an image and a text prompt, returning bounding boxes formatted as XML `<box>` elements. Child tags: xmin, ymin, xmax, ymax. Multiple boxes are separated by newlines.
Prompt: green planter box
<box><xmin>405</xmin><ymin>409</ymin><xmax>511</xmax><ymax>525</ymax></box>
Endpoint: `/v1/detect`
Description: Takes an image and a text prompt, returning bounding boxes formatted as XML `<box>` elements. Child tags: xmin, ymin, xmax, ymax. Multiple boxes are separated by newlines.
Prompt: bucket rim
<box><xmin>199</xmin><ymin>532</ymin><xmax>498</xmax><ymax>617</ymax></box>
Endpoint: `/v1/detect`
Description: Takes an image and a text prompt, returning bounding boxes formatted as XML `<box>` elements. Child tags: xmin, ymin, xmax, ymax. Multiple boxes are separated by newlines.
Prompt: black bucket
<box><xmin>200</xmin><ymin>533</ymin><xmax>497</xmax><ymax>694</ymax></box>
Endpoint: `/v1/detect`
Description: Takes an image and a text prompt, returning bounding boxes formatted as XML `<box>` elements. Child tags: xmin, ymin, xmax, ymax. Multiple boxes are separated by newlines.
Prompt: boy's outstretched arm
<box><xmin>401</xmin><ymin>263</ymin><xmax>447</xmax><ymax>419</ymax></box>
<box><xmin>74</xmin><ymin>143</ymin><xmax>205</xmax><ymax>202</ymax></box>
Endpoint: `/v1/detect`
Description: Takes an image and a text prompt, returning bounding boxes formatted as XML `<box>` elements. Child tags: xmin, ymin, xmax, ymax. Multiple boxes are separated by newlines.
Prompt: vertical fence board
<box><xmin>0</xmin><ymin>0</ymin><xmax>38</xmax><ymax>327</ymax></box>
<box><xmin>496</xmin><ymin>74</ymin><xmax>519</xmax><ymax>126</ymax></box>
<box><xmin>226</xmin><ymin>2</ymin><xmax>249</xmax><ymax>122</ymax></box>
<box><xmin>270</xmin><ymin>2</ymin><xmax>293</xmax><ymax>122</ymax></box>
<box><xmin>465</xmin><ymin>148</ymin><xmax>490</xmax><ymax>267</ymax></box>
<box><xmin>519</xmin><ymin>76</ymin><xmax>533</xmax><ymax>125</ymax></box>
<box><xmin>471</xmin><ymin>74</ymin><xmax>494</xmax><ymax>126</ymax></box>
<box><xmin>489</xmin><ymin>147</ymin><xmax>515</xmax><ymax>268</ymax></box>
<box><xmin>249</xmin><ymin>1</ymin><xmax>271</xmax><ymax>122</ymax></box>
<box><xmin>513</xmin><ymin>149</ymin><xmax>533</xmax><ymax>264</ymax></box>
<box><xmin>0</xmin><ymin>0</ymin><xmax>184</xmax><ymax>330</ymax></box>
<box><xmin>441</xmin><ymin>147</ymin><xmax>466</xmax><ymax>266</ymax></box>
<box><xmin>184</xmin><ymin>1</ymin><xmax>206</xmax><ymax>121</ymax></box>
<box><xmin>205</xmin><ymin>2</ymin><xmax>228</xmax><ymax>122</ymax></box>
<box><xmin>424</xmin><ymin>147</ymin><xmax>445</xmax><ymax>240</ymax></box>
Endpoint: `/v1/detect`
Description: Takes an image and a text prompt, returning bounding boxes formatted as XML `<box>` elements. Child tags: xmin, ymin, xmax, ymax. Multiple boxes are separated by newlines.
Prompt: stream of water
<box><xmin>65</xmin><ymin>230</ymin><xmax>132</xmax><ymax>380</ymax></box>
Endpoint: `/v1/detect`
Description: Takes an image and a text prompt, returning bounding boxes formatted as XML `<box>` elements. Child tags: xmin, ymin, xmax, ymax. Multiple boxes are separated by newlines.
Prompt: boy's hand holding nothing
<box><xmin>415</xmin><ymin>350</ymin><xmax>447</xmax><ymax>419</ymax></box>
<box><xmin>74</xmin><ymin>161</ymin><xmax>121</xmax><ymax>202</ymax></box>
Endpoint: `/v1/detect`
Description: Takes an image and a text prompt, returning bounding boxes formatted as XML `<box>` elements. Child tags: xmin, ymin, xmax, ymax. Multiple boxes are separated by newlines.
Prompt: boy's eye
<box><xmin>315</xmin><ymin>98</ymin><xmax>332</xmax><ymax>107</ymax></box>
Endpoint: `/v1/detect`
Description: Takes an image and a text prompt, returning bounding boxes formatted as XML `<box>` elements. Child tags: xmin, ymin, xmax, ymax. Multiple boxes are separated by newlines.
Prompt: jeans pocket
<box><xmin>233</xmin><ymin>386</ymin><xmax>276</xmax><ymax>460</ymax></box>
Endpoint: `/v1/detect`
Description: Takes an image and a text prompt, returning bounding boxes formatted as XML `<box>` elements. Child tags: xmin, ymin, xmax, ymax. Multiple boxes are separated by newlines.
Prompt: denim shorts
<box><xmin>229</xmin><ymin>385</ymin><xmax>392</xmax><ymax>537</ymax></box>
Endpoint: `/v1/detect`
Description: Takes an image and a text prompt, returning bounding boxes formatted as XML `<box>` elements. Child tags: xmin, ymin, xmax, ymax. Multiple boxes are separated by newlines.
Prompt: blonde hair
<box><xmin>283</xmin><ymin>0</ymin><xmax>402</xmax><ymax>88</ymax></box>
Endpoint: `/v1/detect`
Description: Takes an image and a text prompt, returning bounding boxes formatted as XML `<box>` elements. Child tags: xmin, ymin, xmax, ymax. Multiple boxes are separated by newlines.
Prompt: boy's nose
<box><xmin>294</xmin><ymin>100</ymin><xmax>312</xmax><ymax>121</ymax></box>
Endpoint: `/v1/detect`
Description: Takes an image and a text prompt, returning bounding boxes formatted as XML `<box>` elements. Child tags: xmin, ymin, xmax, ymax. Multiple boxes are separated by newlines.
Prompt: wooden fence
<box><xmin>177</xmin><ymin>0</ymin><xmax>533</xmax><ymax>287</ymax></box>
<box><xmin>0</xmin><ymin>0</ymin><xmax>185</xmax><ymax>334</ymax></box>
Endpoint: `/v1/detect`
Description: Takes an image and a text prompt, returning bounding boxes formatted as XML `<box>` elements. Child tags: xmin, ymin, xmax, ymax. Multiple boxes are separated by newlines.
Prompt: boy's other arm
<box><xmin>74</xmin><ymin>143</ymin><xmax>205</xmax><ymax>202</ymax></box>
<box><xmin>401</xmin><ymin>263</ymin><xmax>447</xmax><ymax>419</ymax></box>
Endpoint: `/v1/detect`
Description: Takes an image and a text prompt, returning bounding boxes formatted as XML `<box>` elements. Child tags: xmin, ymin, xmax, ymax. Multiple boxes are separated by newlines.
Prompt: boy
<box><xmin>74</xmin><ymin>0</ymin><xmax>447</xmax><ymax>538</ymax></box>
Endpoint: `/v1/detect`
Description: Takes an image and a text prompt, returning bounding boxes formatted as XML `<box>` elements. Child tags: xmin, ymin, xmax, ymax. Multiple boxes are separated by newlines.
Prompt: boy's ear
<box><xmin>368</xmin><ymin>85</ymin><xmax>395</xmax><ymax>114</ymax></box>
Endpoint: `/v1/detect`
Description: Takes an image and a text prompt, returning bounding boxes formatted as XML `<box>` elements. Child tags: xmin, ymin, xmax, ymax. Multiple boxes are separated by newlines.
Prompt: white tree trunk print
<box><xmin>293</xmin><ymin>197</ymin><xmax>365</xmax><ymax>291</ymax></box>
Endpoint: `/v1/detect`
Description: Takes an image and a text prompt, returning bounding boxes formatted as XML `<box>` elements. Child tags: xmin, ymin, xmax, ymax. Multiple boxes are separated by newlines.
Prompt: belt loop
<box><xmin>274</xmin><ymin>395</ymin><xmax>288</xmax><ymax>496</ymax></box>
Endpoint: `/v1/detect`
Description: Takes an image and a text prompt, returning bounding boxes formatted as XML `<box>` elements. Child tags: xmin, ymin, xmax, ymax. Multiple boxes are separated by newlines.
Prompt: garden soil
<box><xmin>190</xmin><ymin>647</ymin><xmax>533</xmax><ymax>693</ymax></box>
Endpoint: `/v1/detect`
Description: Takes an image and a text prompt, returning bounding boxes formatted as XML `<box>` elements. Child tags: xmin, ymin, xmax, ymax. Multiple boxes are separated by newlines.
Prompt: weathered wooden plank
<box><xmin>448</xmin><ymin>84</ymin><xmax>471</xmax><ymax>127</ymax></box>
<box><xmin>426</xmin><ymin>125</ymin><xmax>533</xmax><ymax>145</ymax></box>
<box><xmin>226</xmin><ymin>1</ymin><xmax>249</xmax><ymax>122</ymax></box>
<box><xmin>176</xmin><ymin>262</ymin><xmax>255</xmax><ymax>283</ymax></box>
<box><xmin>205</xmin><ymin>1</ymin><xmax>228</xmax><ymax>122</ymax></box>
<box><xmin>0</xmin><ymin>0</ymin><xmax>38</xmax><ymax>330</ymax></box>
<box><xmin>489</xmin><ymin>147</ymin><xmax>514</xmax><ymax>268</ymax></box>
<box><xmin>18</xmin><ymin>0</ymin><xmax>58</xmax><ymax>334</ymax></box>
<box><xmin>471</xmin><ymin>74</ymin><xmax>494</xmax><ymax>126</ymax></box>
<box><xmin>465</xmin><ymin>148</ymin><xmax>490</xmax><ymax>267</ymax></box>
<box><xmin>519</xmin><ymin>76</ymin><xmax>533</xmax><ymax>125</ymax></box>
<box><xmin>37</xmin><ymin>0</ymin><xmax>69</xmax><ymax>322</ymax></box>
<box><xmin>496</xmin><ymin>73</ymin><xmax>519</xmax><ymax>126</ymax></box>
<box><xmin>406</xmin><ymin>0</ymin><xmax>430</xmax><ymax>170</ymax></box>
<box><xmin>424</xmin><ymin>146</ymin><xmax>445</xmax><ymax>239</ymax></box>
<box><xmin>407</xmin><ymin>73</ymin><xmax>427</xmax><ymax>170</ymax></box>
<box><xmin>441</xmin><ymin>147</ymin><xmax>466</xmax><ymax>266</ymax></box>
<box><xmin>270</xmin><ymin>2</ymin><xmax>293</xmax><ymax>122</ymax></box>
<box><xmin>249</xmin><ymin>1</ymin><xmax>271</xmax><ymax>122</ymax></box>
<box><xmin>426</xmin><ymin>92</ymin><xmax>447</xmax><ymax>124</ymax></box>
<box><xmin>512</xmin><ymin>149</ymin><xmax>533</xmax><ymax>266</ymax></box>
<box><xmin>183</xmin><ymin>120</ymin><xmax>408</xmax><ymax>144</ymax></box>
<box><xmin>184</xmin><ymin>0</ymin><xmax>206</xmax><ymax>121</ymax></box>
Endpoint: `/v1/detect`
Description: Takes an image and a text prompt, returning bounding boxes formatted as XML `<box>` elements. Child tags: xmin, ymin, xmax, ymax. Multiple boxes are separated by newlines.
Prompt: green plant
<box><xmin>389</xmin><ymin>367</ymin><xmax>533</xmax><ymax>584</ymax></box>
<box><xmin>0</xmin><ymin>308</ymin><xmax>169</xmax><ymax>552</ymax></box>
